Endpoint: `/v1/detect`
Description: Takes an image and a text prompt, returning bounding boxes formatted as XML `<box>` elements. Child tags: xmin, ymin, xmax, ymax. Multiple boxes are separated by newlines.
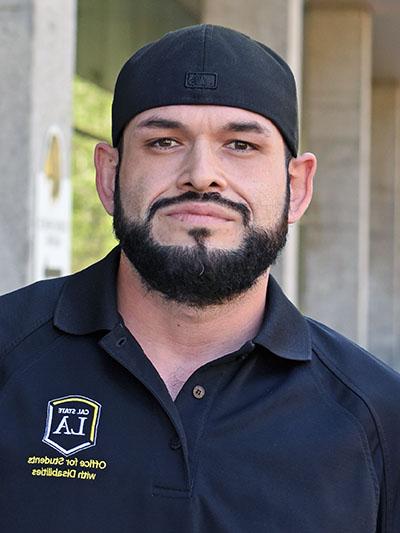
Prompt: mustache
<box><xmin>147</xmin><ymin>191</ymin><xmax>250</xmax><ymax>226</ymax></box>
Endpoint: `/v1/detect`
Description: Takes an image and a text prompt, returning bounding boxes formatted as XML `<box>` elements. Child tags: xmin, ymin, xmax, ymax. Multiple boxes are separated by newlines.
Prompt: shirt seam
<box><xmin>309</xmin><ymin>360</ymin><xmax>380</xmax><ymax>511</ymax></box>
<box><xmin>0</xmin><ymin>314</ymin><xmax>54</xmax><ymax>359</ymax></box>
<box><xmin>152</xmin><ymin>485</ymin><xmax>189</xmax><ymax>492</ymax></box>
<box><xmin>312</xmin><ymin>342</ymin><xmax>390</xmax><ymax>533</ymax></box>
<box><xmin>0</xmin><ymin>331</ymin><xmax>67</xmax><ymax>407</ymax></box>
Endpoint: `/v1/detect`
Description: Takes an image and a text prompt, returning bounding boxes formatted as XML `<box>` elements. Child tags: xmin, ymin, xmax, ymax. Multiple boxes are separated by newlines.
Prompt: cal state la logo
<box><xmin>43</xmin><ymin>395</ymin><xmax>101</xmax><ymax>456</ymax></box>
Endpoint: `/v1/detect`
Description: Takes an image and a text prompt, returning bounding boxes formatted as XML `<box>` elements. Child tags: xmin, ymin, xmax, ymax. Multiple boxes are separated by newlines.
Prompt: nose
<box><xmin>176</xmin><ymin>139</ymin><xmax>228</xmax><ymax>192</ymax></box>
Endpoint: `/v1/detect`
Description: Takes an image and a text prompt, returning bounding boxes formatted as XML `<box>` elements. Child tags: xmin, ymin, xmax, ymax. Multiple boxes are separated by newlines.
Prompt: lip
<box><xmin>162</xmin><ymin>202</ymin><xmax>236</xmax><ymax>223</ymax></box>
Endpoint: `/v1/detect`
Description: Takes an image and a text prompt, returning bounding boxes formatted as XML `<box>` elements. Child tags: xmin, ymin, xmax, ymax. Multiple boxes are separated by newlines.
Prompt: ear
<box><xmin>94</xmin><ymin>142</ymin><xmax>119</xmax><ymax>215</ymax></box>
<box><xmin>287</xmin><ymin>152</ymin><xmax>317</xmax><ymax>224</ymax></box>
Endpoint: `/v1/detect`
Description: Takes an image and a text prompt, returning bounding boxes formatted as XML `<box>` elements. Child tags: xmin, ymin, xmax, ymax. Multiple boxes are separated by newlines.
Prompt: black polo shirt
<box><xmin>1</xmin><ymin>247</ymin><xmax>400</xmax><ymax>532</ymax></box>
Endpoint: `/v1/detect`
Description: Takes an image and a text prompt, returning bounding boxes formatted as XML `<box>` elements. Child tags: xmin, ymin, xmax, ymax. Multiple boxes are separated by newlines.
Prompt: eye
<box><xmin>226</xmin><ymin>140</ymin><xmax>257</xmax><ymax>152</ymax></box>
<box><xmin>148</xmin><ymin>137</ymin><xmax>180</xmax><ymax>149</ymax></box>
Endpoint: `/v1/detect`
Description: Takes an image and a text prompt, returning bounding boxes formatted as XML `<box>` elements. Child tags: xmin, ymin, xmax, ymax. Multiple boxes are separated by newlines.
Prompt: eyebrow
<box><xmin>135</xmin><ymin>118</ymin><xmax>184</xmax><ymax>130</ymax></box>
<box><xmin>222</xmin><ymin>121</ymin><xmax>272</xmax><ymax>136</ymax></box>
<box><xmin>134</xmin><ymin>117</ymin><xmax>272</xmax><ymax>136</ymax></box>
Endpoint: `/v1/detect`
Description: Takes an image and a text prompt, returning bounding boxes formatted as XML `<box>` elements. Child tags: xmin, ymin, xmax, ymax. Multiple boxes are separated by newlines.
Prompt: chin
<box><xmin>152</xmin><ymin>226</ymin><xmax>239</xmax><ymax>250</ymax></box>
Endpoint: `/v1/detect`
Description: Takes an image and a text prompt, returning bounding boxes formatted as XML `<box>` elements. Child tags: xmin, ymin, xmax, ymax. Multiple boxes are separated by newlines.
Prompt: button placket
<box><xmin>174</xmin><ymin>366</ymin><xmax>228</xmax><ymax>493</ymax></box>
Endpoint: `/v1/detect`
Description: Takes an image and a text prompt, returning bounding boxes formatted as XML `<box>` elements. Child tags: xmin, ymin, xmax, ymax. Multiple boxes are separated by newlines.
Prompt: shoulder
<box><xmin>307</xmin><ymin>317</ymin><xmax>400</xmax><ymax>467</ymax></box>
<box><xmin>306</xmin><ymin>318</ymin><xmax>400</xmax><ymax>529</ymax></box>
<box><xmin>0</xmin><ymin>276</ymin><xmax>66</xmax><ymax>356</ymax></box>
<box><xmin>307</xmin><ymin>317</ymin><xmax>400</xmax><ymax>397</ymax></box>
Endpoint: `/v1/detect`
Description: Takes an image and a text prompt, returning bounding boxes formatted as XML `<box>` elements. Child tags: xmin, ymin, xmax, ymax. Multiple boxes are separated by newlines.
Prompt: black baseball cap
<box><xmin>112</xmin><ymin>24</ymin><xmax>299</xmax><ymax>156</ymax></box>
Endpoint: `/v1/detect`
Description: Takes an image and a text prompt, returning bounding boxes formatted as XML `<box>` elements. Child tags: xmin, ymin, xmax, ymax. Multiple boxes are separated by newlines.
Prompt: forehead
<box><xmin>126</xmin><ymin>104</ymin><xmax>283</xmax><ymax>141</ymax></box>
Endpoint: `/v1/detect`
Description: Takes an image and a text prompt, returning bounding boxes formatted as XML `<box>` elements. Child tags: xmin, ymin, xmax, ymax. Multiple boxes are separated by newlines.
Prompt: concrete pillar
<box><xmin>301</xmin><ymin>4</ymin><xmax>372</xmax><ymax>345</ymax></box>
<box><xmin>202</xmin><ymin>0</ymin><xmax>304</xmax><ymax>304</ymax></box>
<box><xmin>369</xmin><ymin>82</ymin><xmax>400</xmax><ymax>368</ymax></box>
<box><xmin>395</xmin><ymin>161</ymin><xmax>400</xmax><ymax>363</ymax></box>
<box><xmin>0</xmin><ymin>0</ymin><xmax>76</xmax><ymax>294</ymax></box>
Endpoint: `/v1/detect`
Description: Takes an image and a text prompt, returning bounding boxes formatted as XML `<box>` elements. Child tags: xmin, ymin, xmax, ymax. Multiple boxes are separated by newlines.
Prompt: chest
<box><xmin>0</xmin><ymin>333</ymin><xmax>379</xmax><ymax>533</ymax></box>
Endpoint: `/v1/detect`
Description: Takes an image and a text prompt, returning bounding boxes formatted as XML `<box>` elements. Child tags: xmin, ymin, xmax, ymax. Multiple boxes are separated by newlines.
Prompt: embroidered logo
<box><xmin>42</xmin><ymin>395</ymin><xmax>101</xmax><ymax>456</ymax></box>
<box><xmin>185</xmin><ymin>72</ymin><xmax>218</xmax><ymax>89</ymax></box>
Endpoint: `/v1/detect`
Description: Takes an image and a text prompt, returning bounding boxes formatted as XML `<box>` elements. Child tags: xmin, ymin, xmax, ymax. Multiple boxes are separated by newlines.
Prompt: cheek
<box><xmin>247</xmin><ymin>181</ymin><xmax>288</xmax><ymax>226</ymax></box>
<box><xmin>118</xmin><ymin>176</ymin><xmax>152</xmax><ymax>219</ymax></box>
<box><xmin>119</xmin><ymin>157</ymin><xmax>177</xmax><ymax>219</ymax></box>
<box><xmin>225</xmin><ymin>157</ymin><xmax>286</xmax><ymax>212</ymax></box>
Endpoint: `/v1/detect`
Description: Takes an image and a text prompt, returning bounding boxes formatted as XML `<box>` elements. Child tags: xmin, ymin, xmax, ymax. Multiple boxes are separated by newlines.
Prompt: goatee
<box><xmin>113</xmin><ymin>185</ymin><xmax>289</xmax><ymax>307</ymax></box>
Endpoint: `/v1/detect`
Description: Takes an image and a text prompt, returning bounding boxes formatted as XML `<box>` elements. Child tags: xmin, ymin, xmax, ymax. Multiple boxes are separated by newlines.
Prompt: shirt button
<box><xmin>169</xmin><ymin>437</ymin><xmax>182</xmax><ymax>450</ymax></box>
<box><xmin>192</xmin><ymin>385</ymin><xmax>206</xmax><ymax>399</ymax></box>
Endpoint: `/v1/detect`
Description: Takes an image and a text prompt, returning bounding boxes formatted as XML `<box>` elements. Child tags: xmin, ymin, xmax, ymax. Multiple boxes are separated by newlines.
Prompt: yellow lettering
<box><xmin>78</xmin><ymin>470</ymin><xmax>96</xmax><ymax>480</ymax></box>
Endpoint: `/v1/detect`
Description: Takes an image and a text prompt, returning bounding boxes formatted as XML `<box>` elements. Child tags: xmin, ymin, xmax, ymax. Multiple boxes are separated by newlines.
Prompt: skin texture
<box><xmin>95</xmin><ymin>105</ymin><xmax>317</xmax><ymax>399</ymax></box>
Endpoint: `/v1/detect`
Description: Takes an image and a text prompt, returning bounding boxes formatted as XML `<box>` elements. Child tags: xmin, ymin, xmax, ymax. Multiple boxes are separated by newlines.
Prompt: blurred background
<box><xmin>0</xmin><ymin>0</ymin><xmax>399</xmax><ymax>368</ymax></box>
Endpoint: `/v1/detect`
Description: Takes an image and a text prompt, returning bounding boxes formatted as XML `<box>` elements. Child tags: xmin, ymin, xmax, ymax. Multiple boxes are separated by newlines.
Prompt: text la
<box><xmin>53</xmin><ymin>416</ymin><xmax>87</xmax><ymax>436</ymax></box>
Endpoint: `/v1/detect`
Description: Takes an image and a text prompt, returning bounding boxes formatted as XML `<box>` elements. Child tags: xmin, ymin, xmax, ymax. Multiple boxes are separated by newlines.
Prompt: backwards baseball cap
<box><xmin>112</xmin><ymin>24</ymin><xmax>299</xmax><ymax>156</ymax></box>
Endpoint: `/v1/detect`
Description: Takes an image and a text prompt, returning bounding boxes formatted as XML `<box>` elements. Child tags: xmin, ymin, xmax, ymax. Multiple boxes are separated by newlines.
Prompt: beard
<box><xmin>113</xmin><ymin>182</ymin><xmax>289</xmax><ymax>308</ymax></box>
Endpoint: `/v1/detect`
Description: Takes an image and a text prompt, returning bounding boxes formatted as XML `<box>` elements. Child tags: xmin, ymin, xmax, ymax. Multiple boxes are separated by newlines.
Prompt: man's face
<box><xmin>112</xmin><ymin>105</ymin><xmax>290</xmax><ymax>306</ymax></box>
<box><xmin>117</xmin><ymin>105</ymin><xmax>288</xmax><ymax>249</ymax></box>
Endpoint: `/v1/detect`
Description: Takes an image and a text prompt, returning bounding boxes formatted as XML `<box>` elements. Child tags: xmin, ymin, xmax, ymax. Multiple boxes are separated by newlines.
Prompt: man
<box><xmin>0</xmin><ymin>24</ymin><xmax>399</xmax><ymax>532</ymax></box>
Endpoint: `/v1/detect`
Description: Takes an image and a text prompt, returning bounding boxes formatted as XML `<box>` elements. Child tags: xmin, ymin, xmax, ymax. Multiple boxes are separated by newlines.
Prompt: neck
<box><xmin>117</xmin><ymin>251</ymin><xmax>269</xmax><ymax>397</ymax></box>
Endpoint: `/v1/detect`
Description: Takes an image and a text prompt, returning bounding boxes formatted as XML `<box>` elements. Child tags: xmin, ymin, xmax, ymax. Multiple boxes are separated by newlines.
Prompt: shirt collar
<box><xmin>254</xmin><ymin>276</ymin><xmax>312</xmax><ymax>361</ymax></box>
<box><xmin>54</xmin><ymin>247</ymin><xmax>311</xmax><ymax>361</ymax></box>
<box><xmin>54</xmin><ymin>247</ymin><xmax>121</xmax><ymax>334</ymax></box>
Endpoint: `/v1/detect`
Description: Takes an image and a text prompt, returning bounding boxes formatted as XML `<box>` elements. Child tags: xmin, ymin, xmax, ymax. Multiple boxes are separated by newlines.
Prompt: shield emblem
<box><xmin>43</xmin><ymin>395</ymin><xmax>101</xmax><ymax>456</ymax></box>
